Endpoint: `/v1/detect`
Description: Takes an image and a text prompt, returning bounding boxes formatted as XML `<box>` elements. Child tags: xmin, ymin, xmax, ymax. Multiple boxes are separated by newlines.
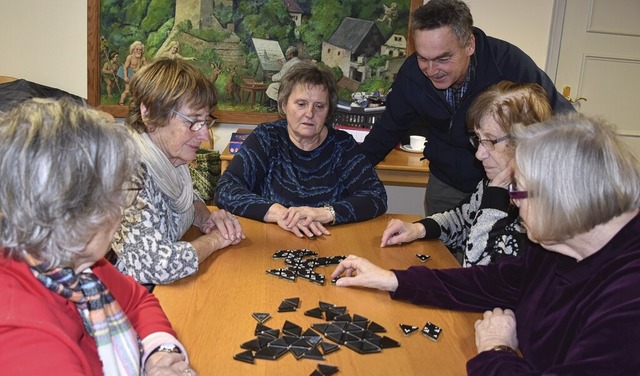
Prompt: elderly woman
<box><xmin>381</xmin><ymin>81</ymin><xmax>552</xmax><ymax>266</ymax></box>
<box><xmin>332</xmin><ymin>112</ymin><xmax>640</xmax><ymax>374</ymax></box>
<box><xmin>112</xmin><ymin>58</ymin><xmax>244</xmax><ymax>286</ymax></box>
<box><xmin>215</xmin><ymin>61</ymin><xmax>387</xmax><ymax>238</ymax></box>
<box><xmin>0</xmin><ymin>98</ymin><xmax>197</xmax><ymax>375</ymax></box>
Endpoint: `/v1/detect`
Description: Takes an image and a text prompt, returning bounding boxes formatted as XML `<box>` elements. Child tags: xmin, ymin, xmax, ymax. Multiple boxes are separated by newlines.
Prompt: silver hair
<box><xmin>0</xmin><ymin>97</ymin><xmax>139</xmax><ymax>269</ymax></box>
<box><xmin>513</xmin><ymin>112</ymin><xmax>640</xmax><ymax>242</ymax></box>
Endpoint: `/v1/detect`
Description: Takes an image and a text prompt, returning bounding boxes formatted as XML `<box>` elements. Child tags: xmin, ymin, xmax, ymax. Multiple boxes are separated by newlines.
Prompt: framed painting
<box><xmin>87</xmin><ymin>0</ymin><xmax>422</xmax><ymax>122</ymax></box>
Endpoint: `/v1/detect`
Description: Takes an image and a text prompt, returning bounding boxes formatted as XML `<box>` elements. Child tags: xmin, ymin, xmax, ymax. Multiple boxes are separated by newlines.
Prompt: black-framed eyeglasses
<box><xmin>508</xmin><ymin>183</ymin><xmax>528</xmax><ymax>201</ymax></box>
<box><xmin>172</xmin><ymin>109</ymin><xmax>216</xmax><ymax>132</ymax></box>
<box><xmin>121</xmin><ymin>183</ymin><xmax>143</xmax><ymax>208</ymax></box>
<box><xmin>469</xmin><ymin>134</ymin><xmax>511</xmax><ymax>151</ymax></box>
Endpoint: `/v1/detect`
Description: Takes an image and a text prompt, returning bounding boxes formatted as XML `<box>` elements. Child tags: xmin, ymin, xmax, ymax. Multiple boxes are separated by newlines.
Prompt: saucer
<box><xmin>400</xmin><ymin>144</ymin><xmax>425</xmax><ymax>153</ymax></box>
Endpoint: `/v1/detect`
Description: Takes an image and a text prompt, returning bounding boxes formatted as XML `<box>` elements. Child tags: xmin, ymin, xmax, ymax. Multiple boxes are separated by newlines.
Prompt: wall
<box><xmin>0</xmin><ymin>0</ymin><xmax>556</xmax><ymax>216</ymax></box>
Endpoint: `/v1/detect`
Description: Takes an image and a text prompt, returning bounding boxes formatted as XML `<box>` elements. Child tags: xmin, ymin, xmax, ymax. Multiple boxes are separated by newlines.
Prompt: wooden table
<box><xmin>154</xmin><ymin>214</ymin><xmax>479</xmax><ymax>375</ymax></box>
<box><xmin>220</xmin><ymin>143</ymin><xmax>430</xmax><ymax>188</ymax></box>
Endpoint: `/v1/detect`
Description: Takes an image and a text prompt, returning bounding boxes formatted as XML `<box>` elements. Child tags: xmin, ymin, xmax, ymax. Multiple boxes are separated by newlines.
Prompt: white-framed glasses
<box><xmin>172</xmin><ymin>109</ymin><xmax>216</xmax><ymax>132</ymax></box>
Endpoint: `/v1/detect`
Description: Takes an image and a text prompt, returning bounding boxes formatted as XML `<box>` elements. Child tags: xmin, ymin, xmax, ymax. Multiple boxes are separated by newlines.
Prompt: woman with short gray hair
<box><xmin>0</xmin><ymin>98</ymin><xmax>197</xmax><ymax>375</ymax></box>
<box><xmin>331</xmin><ymin>112</ymin><xmax>640</xmax><ymax>374</ymax></box>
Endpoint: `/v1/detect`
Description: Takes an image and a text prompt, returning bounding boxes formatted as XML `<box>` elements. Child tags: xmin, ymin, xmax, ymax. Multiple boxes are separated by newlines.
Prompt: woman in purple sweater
<box><xmin>332</xmin><ymin>112</ymin><xmax>640</xmax><ymax>375</ymax></box>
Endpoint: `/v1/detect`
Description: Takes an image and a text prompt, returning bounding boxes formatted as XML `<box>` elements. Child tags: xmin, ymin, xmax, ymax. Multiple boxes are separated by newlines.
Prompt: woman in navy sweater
<box><xmin>215</xmin><ymin>61</ymin><xmax>387</xmax><ymax>238</ymax></box>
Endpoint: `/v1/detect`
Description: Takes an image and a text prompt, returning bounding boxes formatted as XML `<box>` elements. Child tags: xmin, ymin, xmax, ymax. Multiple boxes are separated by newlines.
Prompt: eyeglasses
<box><xmin>172</xmin><ymin>109</ymin><xmax>217</xmax><ymax>132</ymax></box>
<box><xmin>121</xmin><ymin>182</ymin><xmax>142</xmax><ymax>208</ymax></box>
<box><xmin>469</xmin><ymin>134</ymin><xmax>511</xmax><ymax>151</ymax></box>
<box><xmin>508</xmin><ymin>183</ymin><xmax>528</xmax><ymax>201</ymax></box>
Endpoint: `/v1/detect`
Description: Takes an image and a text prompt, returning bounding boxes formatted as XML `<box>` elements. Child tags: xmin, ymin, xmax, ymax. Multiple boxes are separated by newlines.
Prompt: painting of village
<box><xmin>99</xmin><ymin>0</ymin><xmax>410</xmax><ymax>112</ymax></box>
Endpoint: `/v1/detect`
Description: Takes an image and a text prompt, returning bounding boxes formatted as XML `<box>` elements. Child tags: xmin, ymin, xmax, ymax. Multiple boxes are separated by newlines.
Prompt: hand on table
<box><xmin>276</xmin><ymin>206</ymin><xmax>331</xmax><ymax>238</ymax></box>
<box><xmin>331</xmin><ymin>255</ymin><xmax>399</xmax><ymax>292</ymax></box>
<box><xmin>145</xmin><ymin>351</ymin><xmax>197</xmax><ymax>376</ymax></box>
<box><xmin>474</xmin><ymin>307</ymin><xmax>519</xmax><ymax>353</ymax></box>
<box><xmin>199</xmin><ymin>209</ymin><xmax>245</xmax><ymax>242</ymax></box>
<box><xmin>380</xmin><ymin>219</ymin><xmax>425</xmax><ymax>247</ymax></box>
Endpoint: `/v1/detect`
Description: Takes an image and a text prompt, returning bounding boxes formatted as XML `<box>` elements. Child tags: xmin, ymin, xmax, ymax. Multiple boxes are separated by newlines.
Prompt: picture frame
<box><xmin>87</xmin><ymin>0</ymin><xmax>422</xmax><ymax>122</ymax></box>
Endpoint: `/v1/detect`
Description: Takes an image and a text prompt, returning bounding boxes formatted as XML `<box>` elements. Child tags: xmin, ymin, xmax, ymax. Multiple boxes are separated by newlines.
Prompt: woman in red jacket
<box><xmin>0</xmin><ymin>98</ymin><xmax>196</xmax><ymax>375</ymax></box>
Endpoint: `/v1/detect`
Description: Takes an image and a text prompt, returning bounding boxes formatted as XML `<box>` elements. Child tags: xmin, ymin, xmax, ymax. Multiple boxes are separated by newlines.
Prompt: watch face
<box><xmin>159</xmin><ymin>344</ymin><xmax>181</xmax><ymax>353</ymax></box>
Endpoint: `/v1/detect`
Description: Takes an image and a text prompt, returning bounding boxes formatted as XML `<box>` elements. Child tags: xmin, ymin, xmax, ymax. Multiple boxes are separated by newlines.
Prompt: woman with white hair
<box><xmin>331</xmin><ymin>112</ymin><xmax>640</xmax><ymax>374</ymax></box>
<box><xmin>0</xmin><ymin>98</ymin><xmax>197</xmax><ymax>375</ymax></box>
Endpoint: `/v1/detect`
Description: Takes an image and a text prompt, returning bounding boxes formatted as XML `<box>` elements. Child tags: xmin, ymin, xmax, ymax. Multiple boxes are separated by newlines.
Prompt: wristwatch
<box><xmin>323</xmin><ymin>205</ymin><xmax>336</xmax><ymax>225</ymax></box>
<box><xmin>148</xmin><ymin>343</ymin><xmax>182</xmax><ymax>358</ymax></box>
<box><xmin>491</xmin><ymin>345</ymin><xmax>517</xmax><ymax>354</ymax></box>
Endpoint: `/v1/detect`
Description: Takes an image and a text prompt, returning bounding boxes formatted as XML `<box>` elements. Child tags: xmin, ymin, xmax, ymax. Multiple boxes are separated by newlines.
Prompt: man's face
<box><xmin>414</xmin><ymin>26</ymin><xmax>475</xmax><ymax>90</ymax></box>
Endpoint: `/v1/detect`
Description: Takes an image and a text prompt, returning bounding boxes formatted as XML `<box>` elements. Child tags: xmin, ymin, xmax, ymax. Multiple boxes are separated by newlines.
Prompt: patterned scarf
<box><xmin>133</xmin><ymin>131</ymin><xmax>195</xmax><ymax>236</ymax></box>
<box><xmin>25</xmin><ymin>254</ymin><xmax>142</xmax><ymax>375</ymax></box>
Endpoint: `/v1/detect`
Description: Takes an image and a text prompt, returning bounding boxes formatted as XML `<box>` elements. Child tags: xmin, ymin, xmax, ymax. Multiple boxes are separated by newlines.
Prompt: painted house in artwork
<box><xmin>381</xmin><ymin>34</ymin><xmax>407</xmax><ymax>58</ymax></box>
<box><xmin>321</xmin><ymin>17</ymin><xmax>386</xmax><ymax>82</ymax></box>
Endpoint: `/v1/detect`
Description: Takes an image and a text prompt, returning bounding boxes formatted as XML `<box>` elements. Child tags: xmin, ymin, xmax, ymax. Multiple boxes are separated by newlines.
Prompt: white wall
<box><xmin>0</xmin><ymin>0</ymin><xmax>556</xmax><ymax>215</ymax></box>
<box><xmin>465</xmin><ymin>0</ymin><xmax>555</xmax><ymax>69</ymax></box>
<box><xmin>0</xmin><ymin>0</ymin><xmax>87</xmax><ymax>98</ymax></box>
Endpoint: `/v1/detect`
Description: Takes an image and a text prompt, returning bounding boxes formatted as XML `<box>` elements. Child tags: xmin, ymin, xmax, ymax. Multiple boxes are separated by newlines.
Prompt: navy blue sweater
<box><xmin>361</xmin><ymin>27</ymin><xmax>574</xmax><ymax>193</ymax></box>
<box><xmin>214</xmin><ymin>120</ymin><xmax>387</xmax><ymax>224</ymax></box>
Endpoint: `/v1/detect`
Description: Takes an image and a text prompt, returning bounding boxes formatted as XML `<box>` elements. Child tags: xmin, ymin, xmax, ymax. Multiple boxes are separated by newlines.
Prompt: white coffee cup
<box><xmin>409</xmin><ymin>135</ymin><xmax>426</xmax><ymax>150</ymax></box>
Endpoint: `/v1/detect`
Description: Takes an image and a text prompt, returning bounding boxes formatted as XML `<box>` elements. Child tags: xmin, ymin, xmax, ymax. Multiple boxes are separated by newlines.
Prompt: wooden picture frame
<box><xmin>87</xmin><ymin>0</ymin><xmax>422</xmax><ymax>122</ymax></box>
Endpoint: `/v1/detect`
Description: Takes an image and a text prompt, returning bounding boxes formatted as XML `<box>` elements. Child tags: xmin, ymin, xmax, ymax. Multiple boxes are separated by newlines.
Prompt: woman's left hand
<box><xmin>145</xmin><ymin>351</ymin><xmax>197</xmax><ymax>376</ymax></box>
<box><xmin>200</xmin><ymin>209</ymin><xmax>244</xmax><ymax>242</ymax></box>
<box><xmin>277</xmin><ymin>217</ymin><xmax>330</xmax><ymax>238</ymax></box>
<box><xmin>474</xmin><ymin>307</ymin><xmax>518</xmax><ymax>353</ymax></box>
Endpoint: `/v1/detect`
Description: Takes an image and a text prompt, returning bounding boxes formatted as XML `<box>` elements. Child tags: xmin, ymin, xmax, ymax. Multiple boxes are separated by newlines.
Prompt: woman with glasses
<box><xmin>332</xmin><ymin>112</ymin><xmax>640</xmax><ymax>374</ymax></box>
<box><xmin>112</xmin><ymin>58</ymin><xmax>244</xmax><ymax>287</ymax></box>
<box><xmin>381</xmin><ymin>81</ymin><xmax>551</xmax><ymax>266</ymax></box>
<box><xmin>0</xmin><ymin>98</ymin><xmax>197</xmax><ymax>375</ymax></box>
<box><xmin>215</xmin><ymin>61</ymin><xmax>387</xmax><ymax>238</ymax></box>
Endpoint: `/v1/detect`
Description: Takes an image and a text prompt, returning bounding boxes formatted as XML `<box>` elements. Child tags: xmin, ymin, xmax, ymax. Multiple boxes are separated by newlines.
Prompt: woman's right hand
<box><xmin>145</xmin><ymin>352</ymin><xmax>197</xmax><ymax>376</ymax></box>
<box><xmin>380</xmin><ymin>219</ymin><xmax>425</xmax><ymax>247</ymax></box>
<box><xmin>331</xmin><ymin>255</ymin><xmax>399</xmax><ymax>292</ymax></box>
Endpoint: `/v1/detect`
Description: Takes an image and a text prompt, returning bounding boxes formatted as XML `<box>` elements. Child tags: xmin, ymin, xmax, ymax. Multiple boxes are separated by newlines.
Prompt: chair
<box><xmin>239</xmin><ymin>77</ymin><xmax>267</xmax><ymax>109</ymax></box>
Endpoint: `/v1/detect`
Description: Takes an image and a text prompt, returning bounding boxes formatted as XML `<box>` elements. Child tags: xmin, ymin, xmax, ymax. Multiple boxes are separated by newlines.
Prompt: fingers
<box><xmin>208</xmin><ymin>211</ymin><xmax>244</xmax><ymax>241</ymax></box>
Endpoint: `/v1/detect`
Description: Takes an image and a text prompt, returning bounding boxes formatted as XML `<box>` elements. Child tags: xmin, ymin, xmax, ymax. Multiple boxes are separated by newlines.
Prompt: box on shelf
<box><xmin>229</xmin><ymin>132</ymin><xmax>249</xmax><ymax>154</ymax></box>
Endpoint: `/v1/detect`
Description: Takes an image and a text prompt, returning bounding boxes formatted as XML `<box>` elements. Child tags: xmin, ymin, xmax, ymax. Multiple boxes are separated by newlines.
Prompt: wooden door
<box><xmin>552</xmin><ymin>0</ymin><xmax>640</xmax><ymax>158</ymax></box>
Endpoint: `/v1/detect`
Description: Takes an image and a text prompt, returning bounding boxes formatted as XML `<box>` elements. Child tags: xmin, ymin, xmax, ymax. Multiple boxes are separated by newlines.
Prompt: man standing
<box><xmin>360</xmin><ymin>0</ymin><xmax>574</xmax><ymax>215</ymax></box>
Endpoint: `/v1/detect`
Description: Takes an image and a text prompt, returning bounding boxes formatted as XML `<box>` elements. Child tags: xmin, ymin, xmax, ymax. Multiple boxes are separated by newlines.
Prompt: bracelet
<box><xmin>323</xmin><ymin>205</ymin><xmax>336</xmax><ymax>225</ymax></box>
<box><xmin>491</xmin><ymin>345</ymin><xmax>517</xmax><ymax>354</ymax></box>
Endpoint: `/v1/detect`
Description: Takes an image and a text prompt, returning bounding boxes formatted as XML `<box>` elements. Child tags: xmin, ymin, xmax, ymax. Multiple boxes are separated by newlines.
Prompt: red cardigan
<box><xmin>0</xmin><ymin>256</ymin><xmax>176</xmax><ymax>375</ymax></box>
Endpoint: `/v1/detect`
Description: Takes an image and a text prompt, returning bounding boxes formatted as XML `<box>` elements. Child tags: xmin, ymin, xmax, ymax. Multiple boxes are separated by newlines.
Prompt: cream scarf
<box><xmin>134</xmin><ymin>132</ymin><xmax>194</xmax><ymax>236</ymax></box>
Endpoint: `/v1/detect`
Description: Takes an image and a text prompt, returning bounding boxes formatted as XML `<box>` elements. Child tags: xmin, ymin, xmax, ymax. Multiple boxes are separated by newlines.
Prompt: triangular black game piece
<box><xmin>254</xmin><ymin>346</ymin><xmax>288</xmax><ymax>360</ymax></box>
<box><xmin>251</xmin><ymin>312</ymin><xmax>271</xmax><ymax>323</ymax></box>
<box><xmin>319</xmin><ymin>301</ymin><xmax>335</xmax><ymax>311</ymax></box>
<box><xmin>304</xmin><ymin>307</ymin><xmax>324</xmax><ymax>319</ymax></box>
<box><xmin>284</xmin><ymin>297</ymin><xmax>300</xmax><ymax>307</ymax></box>
<box><xmin>278</xmin><ymin>300</ymin><xmax>297</xmax><ymax>312</ymax></box>
<box><xmin>352</xmin><ymin>313</ymin><xmax>369</xmax><ymax>323</ymax></box>
<box><xmin>318</xmin><ymin>364</ymin><xmax>339</xmax><ymax>376</ymax></box>
<box><xmin>255</xmin><ymin>323</ymin><xmax>273</xmax><ymax>335</ymax></box>
<box><xmin>240</xmin><ymin>338</ymin><xmax>262</xmax><ymax>351</ymax></box>
<box><xmin>311</xmin><ymin>322</ymin><xmax>330</xmax><ymax>334</ymax></box>
<box><xmin>233</xmin><ymin>350</ymin><xmax>254</xmax><ymax>364</ymax></box>
<box><xmin>283</xmin><ymin>320</ymin><xmax>303</xmax><ymax>337</ymax></box>
<box><xmin>416</xmin><ymin>254</ymin><xmax>431</xmax><ymax>262</ymax></box>
<box><xmin>379</xmin><ymin>336</ymin><xmax>401</xmax><ymax>349</ymax></box>
<box><xmin>319</xmin><ymin>341</ymin><xmax>341</xmax><ymax>355</ymax></box>
<box><xmin>301</xmin><ymin>346</ymin><xmax>325</xmax><ymax>360</ymax></box>
<box><xmin>399</xmin><ymin>323</ymin><xmax>419</xmax><ymax>336</ymax></box>
<box><xmin>367</xmin><ymin>321</ymin><xmax>386</xmax><ymax>333</ymax></box>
